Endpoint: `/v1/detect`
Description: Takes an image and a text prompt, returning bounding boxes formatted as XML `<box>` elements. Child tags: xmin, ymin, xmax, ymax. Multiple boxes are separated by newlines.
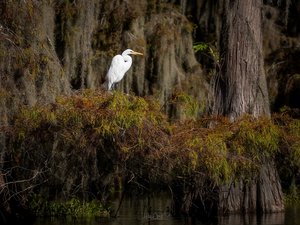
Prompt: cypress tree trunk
<box><xmin>213</xmin><ymin>0</ymin><xmax>270</xmax><ymax>121</ymax></box>
<box><xmin>213</xmin><ymin>0</ymin><xmax>284</xmax><ymax>213</ymax></box>
<box><xmin>219</xmin><ymin>162</ymin><xmax>284</xmax><ymax>213</ymax></box>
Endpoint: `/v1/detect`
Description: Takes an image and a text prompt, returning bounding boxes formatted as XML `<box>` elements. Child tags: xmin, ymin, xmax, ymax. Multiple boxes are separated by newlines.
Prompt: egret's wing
<box><xmin>106</xmin><ymin>55</ymin><xmax>124</xmax><ymax>84</ymax></box>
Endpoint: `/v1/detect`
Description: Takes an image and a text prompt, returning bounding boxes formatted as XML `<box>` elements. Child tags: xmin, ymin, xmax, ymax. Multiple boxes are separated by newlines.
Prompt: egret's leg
<box><xmin>115</xmin><ymin>83</ymin><xmax>118</xmax><ymax>90</ymax></box>
<box><xmin>107</xmin><ymin>81</ymin><xmax>112</xmax><ymax>91</ymax></box>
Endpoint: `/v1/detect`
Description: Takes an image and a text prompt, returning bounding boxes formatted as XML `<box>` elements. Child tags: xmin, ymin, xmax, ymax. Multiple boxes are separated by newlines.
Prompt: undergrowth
<box><xmin>7</xmin><ymin>90</ymin><xmax>300</xmax><ymax>180</ymax></box>
<box><xmin>28</xmin><ymin>194</ymin><xmax>110</xmax><ymax>219</ymax></box>
<box><xmin>2</xmin><ymin>89</ymin><xmax>300</xmax><ymax>209</ymax></box>
<box><xmin>284</xmin><ymin>192</ymin><xmax>300</xmax><ymax>203</ymax></box>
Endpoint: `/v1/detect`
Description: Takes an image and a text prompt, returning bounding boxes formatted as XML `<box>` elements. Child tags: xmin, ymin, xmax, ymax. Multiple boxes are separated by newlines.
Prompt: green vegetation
<box><xmin>9</xmin><ymin>90</ymin><xmax>300</xmax><ymax>188</ymax></box>
<box><xmin>284</xmin><ymin>193</ymin><xmax>300</xmax><ymax>203</ymax></box>
<box><xmin>1</xmin><ymin>0</ymin><xmax>300</xmax><ymax>216</ymax></box>
<box><xmin>28</xmin><ymin>194</ymin><xmax>109</xmax><ymax>219</ymax></box>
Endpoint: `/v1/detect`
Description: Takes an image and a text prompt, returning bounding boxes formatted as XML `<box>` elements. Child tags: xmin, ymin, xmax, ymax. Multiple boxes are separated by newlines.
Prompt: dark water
<box><xmin>32</xmin><ymin>192</ymin><xmax>300</xmax><ymax>225</ymax></box>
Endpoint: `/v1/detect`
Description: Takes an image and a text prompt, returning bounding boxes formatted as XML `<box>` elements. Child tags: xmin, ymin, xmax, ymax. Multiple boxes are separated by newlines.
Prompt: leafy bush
<box><xmin>3</xmin><ymin>89</ymin><xmax>300</xmax><ymax>213</ymax></box>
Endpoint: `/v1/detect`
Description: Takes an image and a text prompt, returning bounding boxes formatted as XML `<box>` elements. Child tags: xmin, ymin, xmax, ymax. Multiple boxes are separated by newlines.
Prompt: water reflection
<box><xmin>216</xmin><ymin>212</ymin><xmax>285</xmax><ymax>225</ymax></box>
<box><xmin>32</xmin><ymin>193</ymin><xmax>300</xmax><ymax>225</ymax></box>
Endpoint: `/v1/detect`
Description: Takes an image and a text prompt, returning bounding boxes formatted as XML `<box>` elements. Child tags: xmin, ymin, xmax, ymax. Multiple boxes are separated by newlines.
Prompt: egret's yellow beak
<box><xmin>132</xmin><ymin>51</ymin><xmax>143</xmax><ymax>55</ymax></box>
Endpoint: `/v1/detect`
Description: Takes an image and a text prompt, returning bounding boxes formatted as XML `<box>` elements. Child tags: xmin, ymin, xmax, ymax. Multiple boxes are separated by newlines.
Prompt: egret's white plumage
<box><xmin>106</xmin><ymin>49</ymin><xmax>143</xmax><ymax>91</ymax></box>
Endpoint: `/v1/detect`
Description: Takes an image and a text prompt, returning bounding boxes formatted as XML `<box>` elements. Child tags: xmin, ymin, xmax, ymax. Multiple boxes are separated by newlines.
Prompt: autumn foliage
<box><xmin>5</xmin><ymin>90</ymin><xmax>300</xmax><ymax>187</ymax></box>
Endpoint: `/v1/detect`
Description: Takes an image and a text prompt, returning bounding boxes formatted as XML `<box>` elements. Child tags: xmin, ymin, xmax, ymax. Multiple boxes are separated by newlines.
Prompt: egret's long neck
<box><xmin>122</xmin><ymin>54</ymin><xmax>132</xmax><ymax>73</ymax></box>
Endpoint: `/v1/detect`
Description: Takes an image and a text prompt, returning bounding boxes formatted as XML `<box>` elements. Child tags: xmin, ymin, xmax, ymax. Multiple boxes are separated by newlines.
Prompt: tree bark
<box><xmin>212</xmin><ymin>0</ymin><xmax>283</xmax><ymax>213</ymax></box>
<box><xmin>219</xmin><ymin>162</ymin><xmax>284</xmax><ymax>213</ymax></box>
<box><xmin>213</xmin><ymin>0</ymin><xmax>270</xmax><ymax>121</ymax></box>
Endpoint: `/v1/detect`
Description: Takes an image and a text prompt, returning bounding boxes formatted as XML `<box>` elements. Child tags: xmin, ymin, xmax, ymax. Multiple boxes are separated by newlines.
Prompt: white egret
<box><xmin>106</xmin><ymin>49</ymin><xmax>143</xmax><ymax>91</ymax></box>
